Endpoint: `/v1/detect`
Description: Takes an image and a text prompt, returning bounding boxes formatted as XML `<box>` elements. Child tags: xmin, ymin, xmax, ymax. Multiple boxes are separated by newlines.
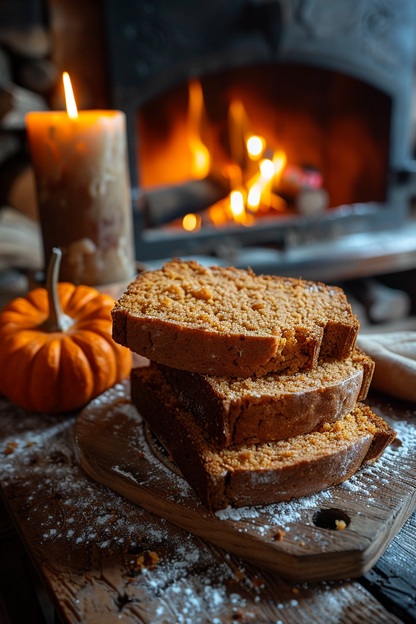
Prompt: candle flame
<box><xmin>63</xmin><ymin>72</ymin><xmax>78</xmax><ymax>119</ymax></box>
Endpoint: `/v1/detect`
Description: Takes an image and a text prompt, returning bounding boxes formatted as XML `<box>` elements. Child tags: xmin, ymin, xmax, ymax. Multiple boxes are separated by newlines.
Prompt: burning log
<box><xmin>142</xmin><ymin>176</ymin><xmax>230</xmax><ymax>227</ymax></box>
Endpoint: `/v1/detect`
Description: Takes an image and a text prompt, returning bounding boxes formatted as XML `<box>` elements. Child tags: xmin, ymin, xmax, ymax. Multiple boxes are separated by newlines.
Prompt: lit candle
<box><xmin>26</xmin><ymin>73</ymin><xmax>135</xmax><ymax>286</ymax></box>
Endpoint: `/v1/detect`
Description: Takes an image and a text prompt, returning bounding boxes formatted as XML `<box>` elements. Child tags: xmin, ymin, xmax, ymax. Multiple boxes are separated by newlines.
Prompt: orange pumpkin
<box><xmin>0</xmin><ymin>248</ymin><xmax>131</xmax><ymax>413</ymax></box>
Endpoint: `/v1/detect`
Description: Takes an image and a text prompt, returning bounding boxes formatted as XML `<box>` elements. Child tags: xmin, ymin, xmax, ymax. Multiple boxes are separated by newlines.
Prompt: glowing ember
<box><xmin>183</xmin><ymin>213</ymin><xmax>199</xmax><ymax>231</ymax></box>
<box><xmin>247</xmin><ymin>136</ymin><xmax>264</xmax><ymax>158</ymax></box>
<box><xmin>247</xmin><ymin>184</ymin><xmax>261</xmax><ymax>209</ymax></box>
<box><xmin>63</xmin><ymin>72</ymin><xmax>78</xmax><ymax>119</ymax></box>
<box><xmin>260</xmin><ymin>159</ymin><xmax>275</xmax><ymax>180</ymax></box>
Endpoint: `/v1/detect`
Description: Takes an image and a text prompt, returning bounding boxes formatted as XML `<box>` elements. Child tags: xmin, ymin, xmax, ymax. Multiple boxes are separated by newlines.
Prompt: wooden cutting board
<box><xmin>75</xmin><ymin>380</ymin><xmax>416</xmax><ymax>582</ymax></box>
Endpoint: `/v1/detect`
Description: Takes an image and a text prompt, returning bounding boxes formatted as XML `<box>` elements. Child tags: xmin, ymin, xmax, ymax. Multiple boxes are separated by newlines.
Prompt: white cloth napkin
<box><xmin>356</xmin><ymin>332</ymin><xmax>416</xmax><ymax>402</ymax></box>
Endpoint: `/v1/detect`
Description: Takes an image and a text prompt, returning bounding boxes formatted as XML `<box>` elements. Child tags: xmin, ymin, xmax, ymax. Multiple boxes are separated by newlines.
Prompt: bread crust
<box><xmin>113</xmin><ymin>313</ymin><xmax>286</xmax><ymax>376</ymax></box>
<box><xmin>160</xmin><ymin>349</ymin><xmax>375</xmax><ymax>447</ymax></box>
<box><xmin>130</xmin><ymin>365</ymin><xmax>395</xmax><ymax>511</ymax></box>
<box><xmin>112</xmin><ymin>261</ymin><xmax>359</xmax><ymax>377</ymax></box>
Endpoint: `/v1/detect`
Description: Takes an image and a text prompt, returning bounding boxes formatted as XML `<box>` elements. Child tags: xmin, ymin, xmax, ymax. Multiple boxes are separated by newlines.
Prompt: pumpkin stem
<box><xmin>40</xmin><ymin>248</ymin><xmax>75</xmax><ymax>332</ymax></box>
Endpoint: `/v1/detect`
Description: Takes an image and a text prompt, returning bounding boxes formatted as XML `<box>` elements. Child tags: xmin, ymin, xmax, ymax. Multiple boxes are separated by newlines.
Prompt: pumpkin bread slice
<box><xmin>130</xmin><ymin>364</ymin><xmax>396</xmax><ymax>512</ymax></box>
<box><xmin>160</xmin><ymin>348</ymin><xmax>374</xmax><ymax>447</ymax></box>
<box><xmin>112</xmin><ymin>260</ymin><xmax>359</xmax><ymax>377</ymax></box>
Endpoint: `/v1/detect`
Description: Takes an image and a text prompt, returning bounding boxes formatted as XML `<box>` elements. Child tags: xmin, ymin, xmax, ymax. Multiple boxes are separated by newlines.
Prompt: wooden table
<box><xmin>1</xmin><ymin>390</ymin><xmax>415</xmax><ymax>624</ymax></box>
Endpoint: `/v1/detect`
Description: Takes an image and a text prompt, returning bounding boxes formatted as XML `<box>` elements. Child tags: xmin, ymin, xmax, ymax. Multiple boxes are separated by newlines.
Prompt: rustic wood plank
<box><xmin>360</xmin><ymin>510</ymin><xmax>416</xmax><ymax>624</ymax></box>
<box><xmin>75</xmin><ymin>381</ymin><xmax>416</xmax><ymax>582</ymax></box>
<box><xmin>0</xmin><ymin>514</ymin><xmax>49</xmax><ymax>624</ymax></box>
<box><xmin>358</xmin><ymin>392</ymin><xmax>416</xmax><ymax>624</ymax></box>
<box><xmin>0</xmin><ymin>394</ymin><xmax>406</xmax><ymax>624</ymax></box>
<box><xmin>0</xmin><ymin>498</ymin><xmax>14</xmax><ymax>540</ymax></box>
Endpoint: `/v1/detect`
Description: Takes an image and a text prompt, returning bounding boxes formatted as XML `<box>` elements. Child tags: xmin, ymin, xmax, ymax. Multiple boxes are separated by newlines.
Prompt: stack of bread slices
<box><xmin>112</xmin><ymin>259</ymin><xmax>396</xmax><ymax>512</ymax></box>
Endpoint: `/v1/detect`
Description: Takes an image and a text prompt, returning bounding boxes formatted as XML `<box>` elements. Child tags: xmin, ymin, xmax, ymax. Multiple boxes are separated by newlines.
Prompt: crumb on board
<box><xmin>234</xmin><ymin>568</ymin><xmax>245</xmax><ymax>582</ymax></box>
<box><xmin>4</xmin><ymin>441</ymin><xmax>18</xmax><ymax>455</ymax></box>
<box><xmin>130</xmin><ymin>550</ymin><xmax>161</xmax><ymax>573</ymax></box>
<box><xmin>252</xmin><ymin>577</ymin><xmax>265</xmax><ymax>588</ymax></box>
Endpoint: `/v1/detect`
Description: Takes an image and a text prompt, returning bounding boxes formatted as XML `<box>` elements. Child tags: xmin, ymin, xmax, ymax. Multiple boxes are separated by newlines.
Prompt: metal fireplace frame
<box><xmin>103</xmin><ymin>0</ymin><xmax>416</xmax><ymax>275</ymax></box>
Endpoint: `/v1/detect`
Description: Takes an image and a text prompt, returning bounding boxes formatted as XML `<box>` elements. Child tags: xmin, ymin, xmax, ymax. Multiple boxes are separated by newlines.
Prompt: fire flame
<box><xmin>247</xmin><ymin>184</ymin><xmax>261</xmax><ymax>210</ymax></box>
<box><xmin>180</xmin><ymin>94</ymin><xmax>289</xmax><ymax>231</ymax></box>
<box><xmin>273</xmin><ymin>151</ymin><xmax>287</xmax><ymax>179</ymax></box>
<box><xmin>247</xmin><ymin>136</ymin><xmax>264</xmax><ymax>159</ymax></box>
<box><xmin>187</xmin><ymin>80</ymin><xmax>210</xmax><ymax>179</ymax></box>
<box><xmin>63</xmin><ymin>72</ymin><xmax>78</xmax><ymax>119</ymax></box>
<box><xmin>230</xmin><ymin>191</ymin><xmax>244</xmax><ymax>218</ymax></box>
<box><xmin>209</xmin><ymin>200</ymin><xmax>228</xmax><ymax>228</ymax></box>
<box><xmin>228</xmin><ymin>100</ymin><xmax>249</xmax><ymax>170</ymax></box>
<box><xmin>260</xmin><ymin>159</ymin><xmax>275</xmax><ymax>180</ymax></box>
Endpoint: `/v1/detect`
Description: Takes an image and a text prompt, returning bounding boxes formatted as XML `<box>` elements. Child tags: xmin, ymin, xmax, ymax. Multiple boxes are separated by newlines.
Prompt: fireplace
<box><xmin>103</xmin><ymin>0</ymin><xmax>416</xmax><ymax>275</ymax></box>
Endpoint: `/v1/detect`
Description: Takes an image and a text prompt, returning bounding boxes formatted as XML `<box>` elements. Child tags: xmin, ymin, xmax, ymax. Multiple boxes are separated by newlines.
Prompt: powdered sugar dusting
<box><xmin>0</xmin><ymin>388</ymin><xmax>414</xmax><ymax>622</ymax></box>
